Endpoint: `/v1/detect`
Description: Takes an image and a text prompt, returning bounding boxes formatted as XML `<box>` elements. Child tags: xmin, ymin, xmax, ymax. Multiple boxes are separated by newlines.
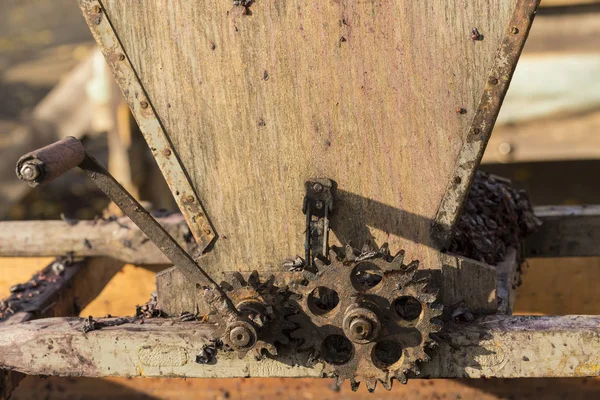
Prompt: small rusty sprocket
<box><xmin>287</xmin><ymin>245</ymin><xmax>442</xmax><ymax>391</ymax></box>
<box><xmin>214</xmin><ymin>271</ymin><xmax>296</xmax><ymax>359</ymax></box>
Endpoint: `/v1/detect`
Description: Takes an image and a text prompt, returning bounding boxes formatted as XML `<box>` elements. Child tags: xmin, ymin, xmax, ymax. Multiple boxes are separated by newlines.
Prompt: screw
<box><xmin>162</xmin><ymin>148</ymin><xmax>172</xmax><ymax>157</ymax></box>
<box><xmin>19</xmin><ymin>163</ymin><xmax>42</xmax><ymax>182</ymax></box>
<box><xmin>118</xmin><ymin>53</ymin><xmax>126</xmax><ymax>61</ymax></box>
<box><xmin>488</xmin><ymin>77</ymin><xmax>499</xmax><ymax>85</ymax></box>
<box><xmin>183</xmin><ymin>195</ymin><xmax>195</xmax><ymax>204</ymax></box>
<box><xmin>140</xmin><ymin>101</ymin><xmax>149</xmax><ymax>109</ymax></box>
<box><xmin>349</xmin><ymin>317</ymin><xmax>372</xmax><ymax>340</ymax></box>
<box><xmin>511</xmin><ymin>27</ymin><xmax>519</xmax><ymax>34</ymax></box>
<box><xmin>229</xmin><ymin>326</ymin><xmax>252</xmax><ymax>348</ymax></box>
<box><xmin>312</xmin><ymin>182</ymin><xmax>323</xmax><ymax>192</ymax></box>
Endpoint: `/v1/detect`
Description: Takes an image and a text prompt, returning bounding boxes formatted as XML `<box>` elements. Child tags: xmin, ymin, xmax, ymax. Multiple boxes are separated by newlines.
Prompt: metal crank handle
<box><xmin>16</xmin><ymin>137</ymin><xmax>236</xmax><ymax>316</ymax></box>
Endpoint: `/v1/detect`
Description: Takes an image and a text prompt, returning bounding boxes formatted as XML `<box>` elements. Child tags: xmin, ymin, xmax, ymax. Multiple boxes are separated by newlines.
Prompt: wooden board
<box><xmin>92</xmin><ymin>0</ymin><xmax>529</xmax><ymax>274</ymax></box>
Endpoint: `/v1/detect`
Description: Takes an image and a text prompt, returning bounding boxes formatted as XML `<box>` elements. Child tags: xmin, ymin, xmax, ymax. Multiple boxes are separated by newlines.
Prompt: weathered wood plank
<box><xmin>1</xmin><ymin>315</ymin><xmax>598</xmax><ymax>379</ymax></box>
<box><xmin>0</xmin><ymin>214</ymin><xmax>193</xmax><ymax>265</ymax></box>
<box><xmin>526</xmin><ymin>205</ymin><xmax>600</xmax><ymax>258</ymax></box>
<box><xmin>0</xmin><ymin>257</ymin><xmax>125</xmax><ymax>399</ymax></box>
<box><xmin>89</xmin><ymin>0</ymin><xmax>528</xmax><ymax>274</ymax></box>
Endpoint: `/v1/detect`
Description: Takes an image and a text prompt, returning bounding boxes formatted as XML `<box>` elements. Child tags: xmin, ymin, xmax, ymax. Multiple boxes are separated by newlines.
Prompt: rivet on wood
<box><xmin>140</xmin><ymin>101</ymin><xmax>149</xmax><ymax>109</ymax></box>
<box><xmin>511</xmin><ymin>27</ymin><xmax>520</xmax><ymax>34</ymax></box>
<box><xmin>488</xmin><ymin>77</ymin><xmax>499</xmax><ymax>85</ymax></box>
<box><xmin>118</xmin><ymin>54</ymin><xmax>126</xmax><ymax>61</ymax></box>
<box><xmin>163</xmin><ymin>149</ymin><xmax>172</xmax><ymax>157</ymax></box>
<box><xmin>183</xmin><ymin>195</ymin><xmax>195</xmax><ymax>204</ymax></box>
<box><xmin>454</xmin><ymin>176</ymin><xmax>462</xmax><ymax>184</ymax></box>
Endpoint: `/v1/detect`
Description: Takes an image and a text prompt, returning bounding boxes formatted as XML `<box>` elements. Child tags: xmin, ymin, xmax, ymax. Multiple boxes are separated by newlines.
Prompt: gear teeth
<box><xmin>380</xmin><ymin>376</ymin><xmax>393</xmax><ymax>391</ymax></box>
<box><xmin>392</xmin><ymin>249</ymin><xmax>405</xmax><ymax>265</ymax></box>
<box><xmin>248</xmin><ymin>270</ymin><xmax>260</xmax><ymax>289</ymax></box>
<box><xmin>344</xmin><ymin>244</ymin><xmax>356</xmax><ymax>262</ymax></box>
<box><xmin>365</xmin><ymin>378</ymin><xmax>378</xmax><ymax>393</ymax></box>
<box><xmin>378</xmin><ymin>242</ymin><xmax>390</xmax><ymax>257</ymax></box>
<box><xmin>350</xmin><ymin>380</ymin><xmax>360</xmax><ymax>392</ymax></box>
<box><xmin>220</xmin><ymin>281</ymin><xmax>234</xmax><ymax>291</ymax></box>
<box><xmin>394</xmin><ymin>371</ymin><xmax>408</xmax><ymax>385</ymax></box>
<box><xmin>232</xmin><ymin>272</ymin><xmax>247</xmax><ymax>287</ymax></box>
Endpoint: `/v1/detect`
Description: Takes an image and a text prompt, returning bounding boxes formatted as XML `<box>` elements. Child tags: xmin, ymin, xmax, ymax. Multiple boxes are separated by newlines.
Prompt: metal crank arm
<box><xmin>15</xmin><ymin>137</ymin><xmax>237</xmax><ymax>318</ymax></box>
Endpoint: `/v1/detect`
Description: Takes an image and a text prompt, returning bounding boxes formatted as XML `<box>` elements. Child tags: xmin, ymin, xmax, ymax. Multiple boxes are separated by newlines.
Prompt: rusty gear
<box><xmin>287</xmin><ymin>245</ymin><xmax>442</xmax><ymax>392</ymax></box>
<box><xmin>214</xmin><ymin>271</ymin><xmax>296</xmax><ymax>359</ymax></box>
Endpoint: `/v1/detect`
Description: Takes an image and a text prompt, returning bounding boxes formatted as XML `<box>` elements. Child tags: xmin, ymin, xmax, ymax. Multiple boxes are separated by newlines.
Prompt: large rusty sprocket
<box><xmin>287</xmin><ymin>246</ymin><xmax>442</xmax><ymax>391</ymax></box>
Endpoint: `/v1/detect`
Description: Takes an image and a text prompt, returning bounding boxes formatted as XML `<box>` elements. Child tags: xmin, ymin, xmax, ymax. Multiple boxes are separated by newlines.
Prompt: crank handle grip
<box><xmin>16</xmin><ymin>137</ymin><xmax>86</xmax><ymax>187</ymax></box>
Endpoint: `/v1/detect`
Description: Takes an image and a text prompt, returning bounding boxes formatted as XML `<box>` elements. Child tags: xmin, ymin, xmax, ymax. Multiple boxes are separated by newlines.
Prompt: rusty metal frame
<box><xmin>433</xmin><ymin>0</ymin><xmax>542</xmax><ymax>247</ymax></box>
<box><xmin>77</xmin><ymin>0</ymin><xmax>216</xmax><ymax>252</ymax></box>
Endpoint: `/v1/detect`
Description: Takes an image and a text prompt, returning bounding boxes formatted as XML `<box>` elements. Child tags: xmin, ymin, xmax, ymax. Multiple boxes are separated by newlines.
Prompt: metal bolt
<box><xmin>229</xmin><ymin>326</ymin><xmax>252</xmax><ymax>348</ymax></box>
<box><xmin>343</xmin><ymin>307</ymin><xmax>381</xmax><ymax>344</ymax></box>
<box><xmin>489</xmin><ymin>77</ymin><xmax>499</xmax><ymax>85</ymax></box>
<box><xmin>140</xmin><ymin>101</ymin><xmax>149</xmax><ymax>109</ymax></box>
<box><xmin>349</xmin><ymin>317</ymin><xmax>372</xmax><ymax>340</ymax></box>
<box><xmin>19</xmin><ymin>163</ymin><xmax>41</xmax><ymax>182</ymax></box>
<box><xmin>312</xmin><ymin>182</ymin><xmax>323</xmax><ymax>192</ymax></box>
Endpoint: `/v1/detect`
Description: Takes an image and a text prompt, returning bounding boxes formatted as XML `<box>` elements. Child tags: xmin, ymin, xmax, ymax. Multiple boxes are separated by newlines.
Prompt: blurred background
<box><xmin>1</xmin><ymin>0</ymin><xmax>599</xmax><ymax>398</ymax></box>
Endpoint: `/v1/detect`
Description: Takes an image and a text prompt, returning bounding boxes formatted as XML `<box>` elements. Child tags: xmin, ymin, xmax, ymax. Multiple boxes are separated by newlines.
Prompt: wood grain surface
<box><xmin>99</xmin><ymin>0</ymin><xmax>517</xmax><ymax>273</ymax></box>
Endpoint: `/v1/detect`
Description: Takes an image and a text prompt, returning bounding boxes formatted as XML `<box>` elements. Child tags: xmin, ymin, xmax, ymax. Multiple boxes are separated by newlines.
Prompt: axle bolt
<box><xmin>19</xmin><ymin>163</ymin><xmax>42</xmax><ymax>182</ymax></box>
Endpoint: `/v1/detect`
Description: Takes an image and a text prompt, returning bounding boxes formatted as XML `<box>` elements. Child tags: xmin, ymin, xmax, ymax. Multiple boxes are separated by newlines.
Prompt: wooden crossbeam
<box><xmin>0</xmin><ymin>214</ymin><xmax>193</xmax><ymax>265</ymax></box>
<box><xmin>1</xmin><ymin>315</ymin><xmax>598</xmax><ymax>381</ymax></box>
<box><xmin>526</xmin><ymin>205</ymin><xmax>600</xmax><ymax>258</ymax></box>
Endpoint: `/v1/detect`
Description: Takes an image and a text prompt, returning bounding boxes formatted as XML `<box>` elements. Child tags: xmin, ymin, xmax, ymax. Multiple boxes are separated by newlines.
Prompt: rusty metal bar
<box><xmin>15</xmin><ymin>137</ymin><xmax>235</xmax><ymax>314</ymax></box>
<box><xmin>0</xmin><ymin>315</ymin><xmax>598</xmax><ymax>380</ymax></box>
<box><xmin>77</xmin><ymin>155</ymin><xmax>227</xmax><ymax>298</ymax></box>
<box><xmin>76</xmin><ymin>0</ymin><xmax>216</xmax><ymax>252</ymax></box>
<box><xmin>526</xmin><ymin>205</ymin><xmax>600</xmax><ymax>258</ymax></box>
<box><xmin>433</xmin><ymin>0</ymin><xmax>541</xmax><ymax>247</ymax></box>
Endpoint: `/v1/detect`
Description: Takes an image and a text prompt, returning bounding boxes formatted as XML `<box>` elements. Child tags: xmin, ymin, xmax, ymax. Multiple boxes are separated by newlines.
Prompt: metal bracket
<box><xmin>302</xmin><ymin>179</ymin><xmax>334</xmax><ymax>267</ymax></box>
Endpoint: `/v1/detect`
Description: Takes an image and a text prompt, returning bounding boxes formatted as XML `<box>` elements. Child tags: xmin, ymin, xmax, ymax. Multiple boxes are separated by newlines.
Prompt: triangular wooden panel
<box><xmin>83</xmin><ymin>0</ymin><xmax>537</xmax><ymax>274</ymax></box>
